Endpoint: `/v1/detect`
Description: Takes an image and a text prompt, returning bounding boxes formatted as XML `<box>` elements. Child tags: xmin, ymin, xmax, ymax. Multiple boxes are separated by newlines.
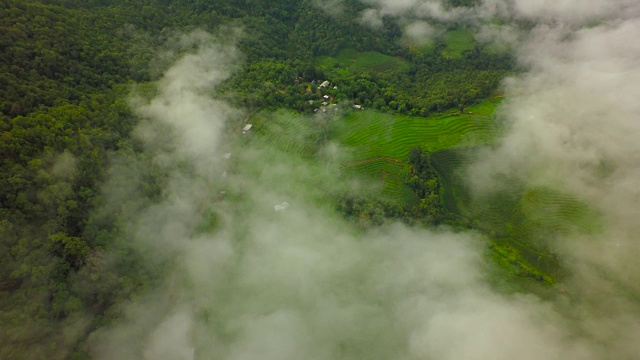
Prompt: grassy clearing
<box><xmin>430</xmin><ymin>148</ymin><xmax>472</xmax><ymax>214</ymax></box>
<box><xmin>316</xmin><ymin>49</ymin><xmax>410</xmax><ymax>74</ymax></box>
<box><xmin>442</xmin><ymin>28</ymin><xmax>476</xmax><ymax>59</ymax></box>
<box><xmin>465</xmin><ymin>97</ymin><xmax>502</xmax><ymax>114</ymax></box>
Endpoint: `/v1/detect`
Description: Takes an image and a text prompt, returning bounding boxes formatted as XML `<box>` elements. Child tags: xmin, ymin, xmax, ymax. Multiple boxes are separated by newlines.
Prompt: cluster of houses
<box><xmin>240</xmin><ymin>78</ymin><xmax>365</xmax><ymax>134</ymax></box>
<box><xmin>310</xmin><ymin>79</ymin><xmax>363</xmax><ymax>113</ymax></box>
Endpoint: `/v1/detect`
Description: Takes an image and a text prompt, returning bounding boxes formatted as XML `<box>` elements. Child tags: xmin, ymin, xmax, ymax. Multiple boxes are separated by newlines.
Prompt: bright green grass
<box><xmin>316</xmin><ymin>49</ymin><xmax>410</xmax><ymax>74</ymax></box>
<box><xmin>465</xmin><ymin>97</ymin><xmax>502</xmax><ymax>115</ymax></box>
<box><xmin>314</xmin><ymin>56</ymin><xmax>351</xmax><ymax>78</ymax></box>
<box><xmin>442</xmin><ymin>28</ymin><xmax>476</xmax><ymax>59</ymax></box>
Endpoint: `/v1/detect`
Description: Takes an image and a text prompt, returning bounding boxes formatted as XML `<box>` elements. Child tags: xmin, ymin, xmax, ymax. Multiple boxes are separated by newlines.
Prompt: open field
<box><xmin>442</xmin><ymin>28</ymin><xmax>477</xmax><ymax>58</ymax></box>
<box><xmin>315</xmin><ymin>49</ymin><xmax>410</xmax><ymax>74</ymax></box>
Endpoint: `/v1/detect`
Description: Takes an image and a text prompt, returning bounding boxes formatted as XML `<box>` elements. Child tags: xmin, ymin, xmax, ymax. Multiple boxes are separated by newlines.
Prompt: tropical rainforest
<box><xmin>2</xmin><ymin>0</ymin><xmax>639</xmax><ymax>359</ymax></box>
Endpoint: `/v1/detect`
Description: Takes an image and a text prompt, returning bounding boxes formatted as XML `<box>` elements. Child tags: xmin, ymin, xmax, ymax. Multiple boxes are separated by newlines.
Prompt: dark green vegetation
<box><xmin>0</xmin><ymin>0</ymin><xmax>586</xmax><ymax>358</ymax></box>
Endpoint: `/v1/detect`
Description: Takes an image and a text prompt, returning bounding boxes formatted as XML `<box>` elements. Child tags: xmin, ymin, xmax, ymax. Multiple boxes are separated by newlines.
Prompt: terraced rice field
<box><xmin>498</xmin><ymin>188</ymin><xmax>595</xmax><ymax>277</ymax></box>
<box><xmin>343</xmin><ymin>158</ymin><xmax>416</xmax><ymax>203</ymax></box>
<box><xmin>430</xmin><ymin>149</ymin><xmax>575</xmax><ymax>278</ymax></box>
<box><xmin>334</xmin><ymin>109</ymin><xmax>498</xmax><ymax>161</ymax></box>
<box><xmin>432</xmin><ymin>147</ymin><xmax>522</xmax><ymax>227</ymax></box>
<box><xmin>430</xmin><ymin>148</ymin><xmax>472</xmax><ymax>214</ymax></box>
<box><xmin>431</xmin><ymin>147</ymin><xmax>594</xmax><ymax>277</ymax></box>
<box><xmin>329</xmin><ymin>101</ymin><xmax>499</xmax><ymax>203</ymax></box>
<box><xmin>251</xmin><ymin>110</ymin><xmax>317</xmax><ymax>157</ymax></box>
<box><xmin>518</xmin><ymin>187</ymin><xmax>600</xmax><ymax>235</ymax></box>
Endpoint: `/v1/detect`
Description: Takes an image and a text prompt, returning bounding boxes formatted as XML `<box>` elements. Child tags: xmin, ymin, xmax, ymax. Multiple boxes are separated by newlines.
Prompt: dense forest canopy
<box><xmin>3</xmin><ymin>0</ymin><xmax>639</xmax><ymax>359</ymax></box>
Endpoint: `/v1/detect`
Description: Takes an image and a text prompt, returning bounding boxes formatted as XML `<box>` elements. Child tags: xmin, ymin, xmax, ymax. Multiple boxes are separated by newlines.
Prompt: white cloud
<box><xmin>359</xmin><ymin>8</ymin><xmax>384</xmax><ymax>28</ymax></box>
<box><xmin>404</xmin><ymin>21</ymin><xmax>441</xmax><ymax>45</ymax></box>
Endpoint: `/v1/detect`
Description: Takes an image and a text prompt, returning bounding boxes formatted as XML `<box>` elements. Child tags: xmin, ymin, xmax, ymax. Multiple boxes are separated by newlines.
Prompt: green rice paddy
<box><xmin>251</xmin><ymin>110</ymin><xmax>317</xmax><ymax>158</ymax></box>
<box><xmin>327</xmin><ymin>99</ymin><xmax>499</xmax><ymax>203</ymax></box>
<box><xmin>335</xmin><ymin>109</ymin><xmax>498</xmax><ymax>159</ymax></box>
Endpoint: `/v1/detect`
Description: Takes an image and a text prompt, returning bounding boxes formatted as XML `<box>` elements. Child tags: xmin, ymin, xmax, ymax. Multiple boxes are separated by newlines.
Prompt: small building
<box><xmin>333</xmin><ymin>86</ymin><xmax>338</xmax><ymax>90</ymax></box>
<box><xmin>242</xmin><ymin>124</ymin><xmax>253</xmax><ymax>134</ymax></box>
<box><xmin>319</xmin><ymin>80</ymin><xmax>330</xmax><ymax>88</ymax></box>
<box><xmin>323</xmin><ymin>95</ymin><xmax>329</xmax><ymax>100</ymax></box>
<box><xmin>353</xmin><ymin>104</ymin><xmax>363</xmax><ymax>110</ymax></box>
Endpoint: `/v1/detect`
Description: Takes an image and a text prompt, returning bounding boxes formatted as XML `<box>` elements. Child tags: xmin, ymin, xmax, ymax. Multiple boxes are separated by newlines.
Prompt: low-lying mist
<box><xmin>465</xmin><ymin>13</ymin><xmax>640</xmax><ymax>358</ymax></box>
<box><xmin>88</xmin><ymin>3</ymin><xmax>640</xmax><ymax>356</ymax></box>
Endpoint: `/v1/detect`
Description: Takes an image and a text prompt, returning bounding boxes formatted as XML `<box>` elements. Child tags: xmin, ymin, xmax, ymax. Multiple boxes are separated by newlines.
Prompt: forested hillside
<box><xmin>1</xmin><ymin>0</ymin><xmax>514</xmax><ymax>358</ymax></box>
